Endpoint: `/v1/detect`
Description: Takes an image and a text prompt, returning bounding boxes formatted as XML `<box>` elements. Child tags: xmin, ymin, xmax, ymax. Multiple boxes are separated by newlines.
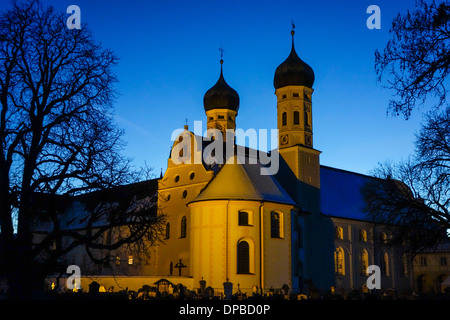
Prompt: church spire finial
<box><xmin>219</xmin><ymin>46</ymin><xmax>224</xmax><ymax>63</ymax></box>
<box><xmin>291</xmin><ymin>20</ymin><xmax>296</xmax><ymax>47</ymax></box>
<box><xmin>219</xmin><ymin>46</ymin><xmax>225</xmax><ymax>75</ymax></box>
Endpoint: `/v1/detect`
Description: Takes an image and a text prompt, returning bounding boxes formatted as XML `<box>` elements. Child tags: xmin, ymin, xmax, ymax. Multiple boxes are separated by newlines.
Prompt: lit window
<box><xmin>334</xmin><ymin>247</ymin><xmax>345</xmax><ymax>275</ymax></box>
<box><xmin>361</xmin><ymin>249</ymin><xmax>369</xmax><ymax>275</ymax></box>
<box><xmin>128</xmin><ymin>256</ymin><xmax>134</xmax><ymax>265</ymax></box>
<box><xmin>335</xmin><ymin>227</ymin><xmax>344</xmax><ymax>240</ymax></box>
<box><xmin>115</xmin><ymin>256</ymin><xmax>121</xmax><ymax>265</ymax></box>
<box><xmin>381</xmin><ymin>252</ymin><xmax>390</xmax><ymax>276</ymax></box>
<box><xmin>381</xmin><ymin>232</ymin><xmax>388</xmax><ymax>244</ymax></box>
<box><xmin>359</xmin><ymin>230</ymin><xmax>367</xmax><ymax>242</ymax></box>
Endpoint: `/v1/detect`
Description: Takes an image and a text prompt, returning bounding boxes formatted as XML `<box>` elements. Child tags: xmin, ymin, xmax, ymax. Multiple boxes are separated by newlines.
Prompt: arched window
<box><xmin>334</xmin><ymin>247</ymin><xmax>345</xmax><ymax>275</ymax></box>
<box><xmin>361</xmin><ymin>249</ymin><xmax>369</xmax><ymax>275</ymax></box>
<box><xmin>293</xmin><ymin>111</ymin><xmax>299</xmax><ymax>125</ymax></box>
<box><xmin>282</xmin><ymin>112</ymin><xmax>287</xmax><ymax>126</ymax></box>
<box><xmin>271</xmin><ymin>211</ymin><xmax>283</xmax><ymax>238</ymax></box>
<box><xmin>402</xmin><ymin>253</ymin><xmax>409</xmax><ymax>276</ymax></box>
<box><xmin>381</xmin><ymin>232</ymin><xmax>388</xmax><ymax>244</ymax></box>
<box><xmin>165</xmin><ymin>222</ymin><xmax>170</xmax><ymax>240</ymax></box>
<box><xmin>180</xmin><ymin>216</ymin><xmax>187</xmax><ymax>238</ymax></box>
<box><xmin>237</xmin><ymin>241</ymin><xmax>250</xmax><ymax>274</ymax></box>
<box><xmin>359</xmin><ymin>229</ymin><xmax>367</xmax><ymax>242</ymax></box>
<box><xmin>238</xmin><ymin>211</ymin><xmax>249</xmax><ymax>226</ymax></box>
<box><xmin>335</xmin><ymin>226</ymin><xmax>344</xmax><ymax>240</ymax></box>
<box><xmin>381</xmin><ymin>252</ymin><xmax>390</xmax><ymax>276</ymax></box>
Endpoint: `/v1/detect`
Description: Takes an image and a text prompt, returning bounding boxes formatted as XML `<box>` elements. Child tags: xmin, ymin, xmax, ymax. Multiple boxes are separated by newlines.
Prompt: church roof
<box><xmin>191</xmin><ymin>155</ymin><xmax>297</xmax><ymax>206</ymax></box>
<box><xmin>320</xmin><ymin>166</ymin><xmax>373</xmax><ymax>221</ymax></box>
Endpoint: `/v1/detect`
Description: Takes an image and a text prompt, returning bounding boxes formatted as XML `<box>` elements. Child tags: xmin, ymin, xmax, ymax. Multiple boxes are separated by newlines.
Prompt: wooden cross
<box><xmin>174</xmin><ymin>258</ymin><xmax>187</xmax><ymax>276</ymax></box>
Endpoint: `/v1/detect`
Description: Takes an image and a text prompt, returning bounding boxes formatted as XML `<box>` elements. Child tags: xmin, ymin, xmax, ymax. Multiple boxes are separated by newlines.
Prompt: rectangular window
<box><xmin>282</xmin><ymin>112</ymin><xmax>287</xmax><ymax>126</ymax></box>
<box><xmin>128</xmin><ymin>256</ymin><xmax>134</xmax><ymax>265</ymax></box>
<box><xmin>238</xmin><ymin>211</ymin><xmax>249</xmax><ymax>226</ymax></box>
<box><xmin>420</xmin><ymin>256</ymin><xmax>427</xmax><ymax>266</ymax></box>
<box><xmin>180</xmin><ymin>216</ymin><xmax>187</xmax><ymax>238</ymax></box>
<box><xmin>293</xmin><ymin>93</ymin><xmax>299</xmax><ymax>97</ymax></box>
<box><xmin>218</xmin><ymin>115</ymin><xmax>225</xmax><ymax>119</ymax></box>
<box><xmin>270</xmin><ymin>211</ymin><xmax>283</xmax><ymax>238</ymax></box>
<box><xmin>293</xmin><ymin>111</ymin><xmax>299</xmax><ymax>125</ymax></box>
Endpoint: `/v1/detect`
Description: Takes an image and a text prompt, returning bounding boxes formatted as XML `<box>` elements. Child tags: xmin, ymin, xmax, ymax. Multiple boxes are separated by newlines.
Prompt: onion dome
<box><xmin>274</xmin><ymin>29</ymin><xmax>315</xmax><ymax>89</ymax></box>
<box><xmin>203</xmin><ymin>60</ymin><xmax>240</xmax><ymax>113</ymax></box>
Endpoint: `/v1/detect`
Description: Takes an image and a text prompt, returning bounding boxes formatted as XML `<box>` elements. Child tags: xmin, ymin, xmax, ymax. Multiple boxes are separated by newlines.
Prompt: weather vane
<box><xmin>219</xmin><ymin>46</ymin><xmax>225</xmax><ymax>64</ymax></box>
<box><xmin>291</xmin><ymin>20</ymin><xmax>295</xmax><ymax>36</ymax></box>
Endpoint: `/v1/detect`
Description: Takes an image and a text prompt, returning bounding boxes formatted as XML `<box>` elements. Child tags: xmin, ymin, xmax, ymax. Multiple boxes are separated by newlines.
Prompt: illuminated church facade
<box><xmin>46</xmin><ymin>30</ymin><xmax>423</xmax><ymax>297</ymax></box>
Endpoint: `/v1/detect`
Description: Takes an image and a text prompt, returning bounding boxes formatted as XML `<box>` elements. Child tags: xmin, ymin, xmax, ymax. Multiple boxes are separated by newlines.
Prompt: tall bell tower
<box><xmin>274</xmin><ymin>26</ymin><xmax>320</xmax><ymax>189</ymax></box>
<box><xmin>274</xmin><ymin>25</ymin><xmax>335</xmax><ymax>294</ymax></box>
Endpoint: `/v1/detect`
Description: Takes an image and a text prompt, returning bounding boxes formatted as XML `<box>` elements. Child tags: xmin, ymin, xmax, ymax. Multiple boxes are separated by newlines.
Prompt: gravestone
<box><xmin>223</xmin><ymin>281</ymin><xmax>233</xmax><ymax>300</ymax></box>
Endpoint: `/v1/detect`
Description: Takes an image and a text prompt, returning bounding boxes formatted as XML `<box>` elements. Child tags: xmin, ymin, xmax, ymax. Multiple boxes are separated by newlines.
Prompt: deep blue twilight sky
<box><xmin>1</xmin><ymin>0</ymin><xmax>428</xmax><ymax>177</ymax></box>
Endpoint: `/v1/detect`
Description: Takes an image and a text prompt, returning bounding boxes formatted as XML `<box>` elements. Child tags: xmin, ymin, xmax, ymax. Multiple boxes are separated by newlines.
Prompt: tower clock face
<box><xmin>281</xmin><ymin>134</ymin><xmax>288</xmax><ymax>145</ymax></box>
<box><xmin>305</xmin><ymin>135</ymin><xmax>312</xmax><ymax>146</ymax></box>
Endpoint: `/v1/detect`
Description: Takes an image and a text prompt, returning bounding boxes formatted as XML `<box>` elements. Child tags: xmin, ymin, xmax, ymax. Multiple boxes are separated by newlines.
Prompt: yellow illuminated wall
<box><xmin>188</xmin><ymin>199</ymin><xmax>293</xmax><ymax>293</ymax></box>
<box><xmin>156</xmin><ymin>128</ymin><xmax>214</xmax><ymax>277</ymax></box>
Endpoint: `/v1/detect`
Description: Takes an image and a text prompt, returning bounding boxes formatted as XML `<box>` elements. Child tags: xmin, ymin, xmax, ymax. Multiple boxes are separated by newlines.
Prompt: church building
<box><xmin>43</xmin><ymin>29</ymin><xmax>425</xmax><ymax>297</ymax></box>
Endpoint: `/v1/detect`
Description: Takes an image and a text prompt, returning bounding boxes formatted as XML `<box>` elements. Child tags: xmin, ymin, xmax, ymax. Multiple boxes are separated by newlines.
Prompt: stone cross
<box><xmin>174</xmin><ymin>259</ymin><xmax>187</xmax><ymax>276</ymax></box>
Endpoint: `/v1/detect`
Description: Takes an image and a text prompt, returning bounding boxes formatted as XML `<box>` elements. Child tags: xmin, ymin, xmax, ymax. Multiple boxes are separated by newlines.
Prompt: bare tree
<box><xmin>0</xmin><ymin>1</ymin><xmax>165</xmax><ymax>298</ymax></box>
<box><xmin>363</xmin><ymin>108</ymin><xmax>450</xmax><ymax>255</ymax></box>
<box><xmin>375</xmin><ymin>0</ymin><xmax>450</xmax><ymax>119</ymax></box>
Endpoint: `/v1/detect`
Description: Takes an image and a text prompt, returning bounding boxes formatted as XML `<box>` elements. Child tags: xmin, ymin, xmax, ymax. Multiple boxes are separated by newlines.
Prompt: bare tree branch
<box><xmin>375</xmin><ymin>0</ymin><xmax>450</xmax><ymax>118</ymax></box>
